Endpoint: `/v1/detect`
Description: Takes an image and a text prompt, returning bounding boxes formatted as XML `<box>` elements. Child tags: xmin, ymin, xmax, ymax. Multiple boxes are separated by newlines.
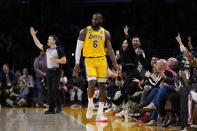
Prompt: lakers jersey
<box><xmin>83</xmin><ymin>26</ymin><xmax>106</xmax><ymax>57</ymax></box>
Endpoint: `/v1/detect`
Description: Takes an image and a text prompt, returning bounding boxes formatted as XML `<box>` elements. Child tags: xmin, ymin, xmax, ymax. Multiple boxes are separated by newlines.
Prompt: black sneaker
<box><xmin>128</xmin><ymin>94</ymin><xmax>141</xmax><ymax>102</ymax></box>
<box><xmin>133</xmin><ymin>104</ymin><xmax>144</xmax><ymax>111</ymax></box>
<box><xmin>45</xmin><ymin>109</ymin><xmax>55</xmax><ymax>114</ymax></box>
<box><xmin>143</xmin><ymin>117</ymin><xmax>151</xmax><ymax>123</ymax></box>
<box><xmin>128</xmin><ymin>112</ymin><xmax>144</xmax><ymax>120</ymax></box>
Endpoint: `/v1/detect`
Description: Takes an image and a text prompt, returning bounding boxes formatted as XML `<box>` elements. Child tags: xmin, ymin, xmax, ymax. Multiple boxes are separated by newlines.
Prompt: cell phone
<box><xmin>116</xmin><ymin>50</ymin><xmax>119</xmax><ymax>55</ymax></box>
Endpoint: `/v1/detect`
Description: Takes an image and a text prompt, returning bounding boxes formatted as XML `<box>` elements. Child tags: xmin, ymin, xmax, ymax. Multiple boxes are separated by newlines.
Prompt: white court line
<box><xmin>62</xmin><ymin>110</ymin><xmax>86</xmax><ymax>128</ymax></box>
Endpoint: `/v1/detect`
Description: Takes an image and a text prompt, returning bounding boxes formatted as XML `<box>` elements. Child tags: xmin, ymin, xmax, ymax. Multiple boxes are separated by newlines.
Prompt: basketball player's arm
<box><xmin>30</xmin><ymin>27</ymin><xmax>44</xmax><ymax>50</ymax></box>
<box><xmin>73</xmin><ymin>28</ymin><xmax>87</xmax><ymax>76</ymax></box>
<box><xmin>75</xmin><ymin>28</ymin><xmax>87</xmax><ymax>65</ymax></box>
<box><xmin>105</xmin><ymin>30</ymin><xmax>119</xmax><ymax>70</ymax></box>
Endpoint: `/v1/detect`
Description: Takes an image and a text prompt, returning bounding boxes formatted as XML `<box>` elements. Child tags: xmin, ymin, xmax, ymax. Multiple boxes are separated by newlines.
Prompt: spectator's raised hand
<box><xmin>175</xmin><ymin>32</ymin><xmax>183</xmax><ymax>45</ymax></box>
<box><xmin>188</xmin><ymin>36</ymin><xmax>193</xmax><ymax>50</ymax></box>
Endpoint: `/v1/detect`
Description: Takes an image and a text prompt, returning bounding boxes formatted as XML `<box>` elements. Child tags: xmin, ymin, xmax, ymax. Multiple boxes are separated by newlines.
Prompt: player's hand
<box><xmin>73</xmin><ymin>64</ymin><xmax>80</xmax><ymax>77</ymax></box>
<box><xmin>30</xmin><ymin>27</ymin><xmax>38</xmax><ymax>36</ymax></box>
<box><xmin>123</xmin><ymin>25</ymin><xmax>129</xmax><ymax>35</ymax></box>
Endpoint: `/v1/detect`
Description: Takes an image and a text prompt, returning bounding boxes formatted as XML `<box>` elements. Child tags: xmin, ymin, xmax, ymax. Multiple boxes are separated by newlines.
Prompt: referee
<box><xmin>30</xmin><ymin>27</ymin><xmax>66</xmax><ymax>114</ymax></box>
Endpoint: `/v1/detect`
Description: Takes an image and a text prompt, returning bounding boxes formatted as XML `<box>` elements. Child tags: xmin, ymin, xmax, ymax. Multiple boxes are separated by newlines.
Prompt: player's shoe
<box><xmin>96</xmin><ymin>114</ymin><xmax>108</xmax><ymax>122</ymax></box>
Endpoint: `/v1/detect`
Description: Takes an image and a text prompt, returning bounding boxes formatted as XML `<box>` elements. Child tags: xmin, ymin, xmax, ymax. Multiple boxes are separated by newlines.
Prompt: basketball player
<box><xmin>73</xmin><ymin>13</ymin><xmax>120</xmax><ymax>122</ymax></box>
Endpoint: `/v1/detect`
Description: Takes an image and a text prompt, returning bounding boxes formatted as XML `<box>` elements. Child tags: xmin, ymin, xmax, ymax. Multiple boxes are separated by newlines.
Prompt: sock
<box><xmin>98</xmin><ymin>102</ymin><xmax>104</xmax><ymax>115</ymax></box>
<box><xmin>191</xmin><ymin>91</ymin><xmax>197</xmax><ymax>103</ymax></box>
<box><xmin>88</xmin><ymin>97</ymin><xmax>93</xmax><ymax>108</ymax></box>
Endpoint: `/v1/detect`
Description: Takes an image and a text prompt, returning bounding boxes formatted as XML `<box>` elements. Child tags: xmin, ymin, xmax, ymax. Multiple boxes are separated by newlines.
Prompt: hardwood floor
<box><xmin>1</xmin><ymin>107</ymin><xmax>195</xmax><ymax>131</ymax></box>
<box><xmin>63</xmin><ymin>107</ymin><xmax>180</xmax><ymax>131</ymax></box>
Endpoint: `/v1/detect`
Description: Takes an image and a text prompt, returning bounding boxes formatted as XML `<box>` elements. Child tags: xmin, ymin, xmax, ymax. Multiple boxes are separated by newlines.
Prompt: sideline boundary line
<box><xmin>62</xmin><ymin>110</ymin><xmax>86</xmax><ymax>128</ymax></box>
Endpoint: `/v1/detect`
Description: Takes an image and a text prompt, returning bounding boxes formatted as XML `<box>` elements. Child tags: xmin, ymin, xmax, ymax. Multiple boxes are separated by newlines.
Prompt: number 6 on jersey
<box><xmin>93</xmin><ymin>40</ymin><xmax>98</xmax><ymax>48</ymax></box>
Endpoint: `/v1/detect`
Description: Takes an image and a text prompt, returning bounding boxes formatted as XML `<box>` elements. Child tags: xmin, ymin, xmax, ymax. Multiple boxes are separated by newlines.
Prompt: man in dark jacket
<box><xmin>0</xmin><ymin>64</ymin><xmax>17</xmax><ymax>106</ymax></box>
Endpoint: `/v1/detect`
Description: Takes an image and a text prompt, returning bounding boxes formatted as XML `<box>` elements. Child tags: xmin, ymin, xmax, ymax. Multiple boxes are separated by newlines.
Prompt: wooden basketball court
<box><xmin>0</xmin><ymin>107</ymin><xmax>195</xmax><ymax>131</ymax></box>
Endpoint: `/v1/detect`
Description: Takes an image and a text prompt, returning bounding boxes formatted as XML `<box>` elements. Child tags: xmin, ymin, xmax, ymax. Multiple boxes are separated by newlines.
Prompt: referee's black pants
<box><xmin>46</xmin><ymin>69</ymin><xmax>61</xmax><ymax>110</ymax></box>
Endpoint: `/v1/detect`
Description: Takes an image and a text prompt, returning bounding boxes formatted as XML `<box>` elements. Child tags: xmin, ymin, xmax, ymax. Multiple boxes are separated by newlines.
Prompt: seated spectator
<box><xmin>19</xmin><ymin>68</ymin><xmax>34</xmax><ymax>88</ymax></box>
<box><xmin>69</xmin><ymin>83</ymin><xmax>83</xmax><ymax>106</ymax></box>
<box><xmin>6</xmin><ymin>80</ymin><xmax>29</xmax><ymax>107</ymax></box>
<box><xmin>19</xmin><ymin>68</ymin><xmax>34</xmax><ymax>106</ymax></box>
<box><xmin>0</xmin><ymin>64</ymin><xmax>17</xmax><ymax>106</ymax></box>
<box><xmin>167</xmin><ymin>57</ymin><xmax>179</xmax><ymax>74</ymax></box>
<box><xmin>137</xmin><ymin>59</ymin><xmax>176</xmax><ymax>125</ymax></box>
<box><xmin>105</xmin><ymin>76</ymin><xmax>124</xmax><ymax>113</ymax></box>
<box><xmin>69</xmin><ymin>72</ymin><xmax>85</xmax><ymax>106</ymax></box>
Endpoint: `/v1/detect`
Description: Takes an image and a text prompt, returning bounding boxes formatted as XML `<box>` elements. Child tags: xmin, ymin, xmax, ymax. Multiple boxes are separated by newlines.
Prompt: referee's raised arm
<box><xmin>30</xmin><ymin>27</ymin><xmax>43</xmax><ymax>51</ymax></box>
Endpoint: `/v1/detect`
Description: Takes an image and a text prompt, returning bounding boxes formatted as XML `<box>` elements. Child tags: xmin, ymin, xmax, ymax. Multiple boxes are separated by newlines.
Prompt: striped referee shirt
<box><xmin>43</xmin><ymin>45</ymin><xmax>65</xmax><ymax>69</ymax></box>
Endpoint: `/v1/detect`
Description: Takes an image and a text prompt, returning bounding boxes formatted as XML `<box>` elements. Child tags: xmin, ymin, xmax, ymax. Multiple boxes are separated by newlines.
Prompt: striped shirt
<box><xmin>43</xmin><ymin>45</ymin><xmax>65</xmax><ymax>69</ymax></box>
